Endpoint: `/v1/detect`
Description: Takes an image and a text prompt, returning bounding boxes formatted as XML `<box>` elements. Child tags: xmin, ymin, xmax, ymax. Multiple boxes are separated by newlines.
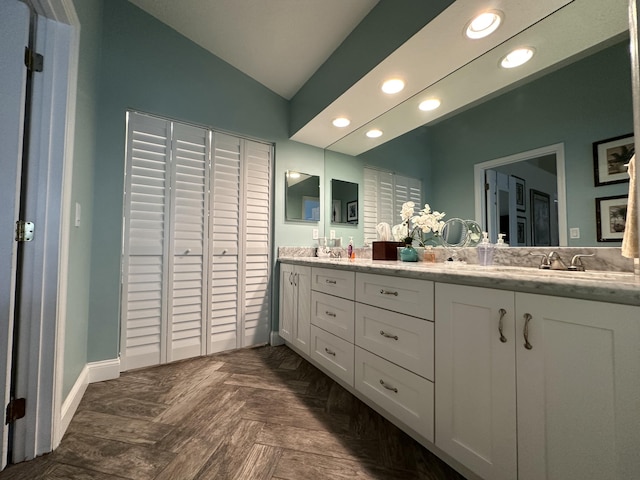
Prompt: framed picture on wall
<box><xmin>593</xmin><ymin>133</ymin><xmax>634</xmax><ymax>186</ymax></box>
<box><xmin>513</xmin><ymin>176</ymin><xmax>526</xmax><ymax>211</ymax></box>
<box><xmin>596</xmin><ymin>195</ymin><xmax>628</xmax><ymax>242</ymax></box>
<box><xmin>516</xmin><ymin>216</ymin><xmax>528</xmax><ymax>245</ymax></box>
<box><xmin>347</xmin><ymin>200</ymin><xmax>358</xmax><ymax>222</ymax></box>
<box><xmin>530</xmin><ymin>189</ymin><xmax>551</xmax><ymax>246</ymax></box>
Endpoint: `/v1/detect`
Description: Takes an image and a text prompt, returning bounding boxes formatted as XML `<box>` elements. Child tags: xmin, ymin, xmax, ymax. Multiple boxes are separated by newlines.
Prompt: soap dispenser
<box><xmin>477</xmin><ymin>232</ymin><xmax>495</xmax><ymax>266</ymax></box>
<box><xmin>496</xmin><ymin>233</ymin><xmax>509</xmax><ymax>248</ymax></box>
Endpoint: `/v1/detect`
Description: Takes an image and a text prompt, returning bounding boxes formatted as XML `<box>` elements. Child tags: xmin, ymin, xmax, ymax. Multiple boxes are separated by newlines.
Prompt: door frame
<box><xmin>5</xmin><ymin>0</ymin><xmax>79</xmax><ymax>463</ymax></box>
<box><xmin>473</xmin><ymin>143</ymin><xmax>568</xmax><ymax>246</ymax></box>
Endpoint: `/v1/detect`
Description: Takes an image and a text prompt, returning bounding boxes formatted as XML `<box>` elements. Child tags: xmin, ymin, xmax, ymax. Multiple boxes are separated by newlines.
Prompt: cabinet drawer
<box><xmin>310</xmin><ymin>325</ymin><xmax>354</xmax><ymax>387</ymax></box>
<box><xmin>356</xmin><ymin>273</ymin><xmax>434</xmax><ymax>320</ymax></box>
<box><xmin>355</xmin><ymin>303</ymin><xmax>434</xmax><ymax>380</ymax></box>
<box><xmin>355</xmin><ymin>346</ymin><xmax>434</xmax><ymax>442</ymax></box>
<box><xmin>311</xmin><ymin>291</ymin><xmax>355</xmax><ymax>342</ymax></box>
<box><xmin>311</xmin><ymin>267</ymin><xmax>355</xmax><ymax>300</ymax></box>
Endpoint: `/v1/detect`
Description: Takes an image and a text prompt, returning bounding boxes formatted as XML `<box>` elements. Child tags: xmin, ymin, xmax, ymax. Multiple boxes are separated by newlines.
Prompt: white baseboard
<box><xmin>270</xmin><ymin>331</ymin><xmax>284</xmax><ymax>346</ymax></box>
<box><xmin>57</xmin><ymin>357</ymin><xmax>120</xmax><ymax>444</ymax></box>
<box><xmin>87</xmin><ymin>357</ymin><xmax>120</xmax><ymax>383</ymax></box>
<box><xmin>59</xmin><ymin>364</ymin><xmax>88</xmax><ymax>442</ymax></box>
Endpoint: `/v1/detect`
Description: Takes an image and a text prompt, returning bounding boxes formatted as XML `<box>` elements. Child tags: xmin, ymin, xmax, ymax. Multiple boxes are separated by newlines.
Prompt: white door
<box><xmin>210</xmin><ymin>133</ymin><xmax>241</xmax><ymax>353</ymax></box>
<box><xmin>242</xmin><ymin>140</ymin><xmax>271</xmax><ymax>347</ymax></box>
<box><xmin>435</xmin><ymin>283</ymin><xmax>518</xmax><ymax>480</ymax></box>
<box><xmin>515</xmin><ymin>294</ymin><xmax>640</xmax><ymax>480</ymax></box>
<box><xmin>0</xmin><ymin>0</ymin><xmax>29</xmax><ymax>469</ymax></box>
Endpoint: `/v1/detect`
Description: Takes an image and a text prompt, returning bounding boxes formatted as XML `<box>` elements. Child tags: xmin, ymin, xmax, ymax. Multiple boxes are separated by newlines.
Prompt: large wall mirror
<box><xmin>285</xmin><ymin>171</ymin><xmax>320</xmax><ymax>222</ymax></box>
<box><xmin>330</xmin><ymin>179</ymin><xmax>358</xmax><ymax>224</ymax></box>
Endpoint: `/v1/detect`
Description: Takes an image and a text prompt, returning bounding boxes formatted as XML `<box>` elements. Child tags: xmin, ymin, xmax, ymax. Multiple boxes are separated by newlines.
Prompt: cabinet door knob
<box><xmin>523</xmin><ymin>313</ymin><xmax>533</xmax><ymax>350</ymax></box>
<box><xmin>498</xmin><ymin>308</ymin><xmax>507</xmax><ymax>343</ymax></box>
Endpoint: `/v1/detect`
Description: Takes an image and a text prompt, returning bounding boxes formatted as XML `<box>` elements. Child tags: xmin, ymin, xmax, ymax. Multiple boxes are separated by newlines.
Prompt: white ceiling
<box><xmin>127</xmin><ymin>0</ymin><xmax>379</xmax><ymax>100</ymax></box>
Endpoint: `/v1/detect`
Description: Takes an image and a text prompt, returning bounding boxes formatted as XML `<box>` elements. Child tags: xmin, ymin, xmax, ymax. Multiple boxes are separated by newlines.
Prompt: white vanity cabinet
<box><xmin>279</xmin><ymin>264</ymin><xmax>311</xmax><ymax>355</ymax></box>
<box><xmin>435</xmin><ymin>283</ymin><xmax>640</xmax><ymax>480</ymax></box>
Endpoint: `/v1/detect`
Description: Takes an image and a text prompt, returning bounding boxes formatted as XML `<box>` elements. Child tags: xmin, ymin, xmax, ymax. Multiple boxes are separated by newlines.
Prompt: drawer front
<box><xmin>355</xmin><ymin>346</ymin><xmax>434</xmax><ymax>442</ymax></box>
<box><xmin>355</xmin><ymin>273</ymin><xmax>433</xmax><ymax>320</ymax></box>
<box><xmin>311</xmin><ymin>267</ymin><xmax>355</xmax><ymax>300</ymax></box>
<box><xmin>310</xmin><ymin>325</ymin><xmax>354</xmax><ymax>387</ymax></box>
<box><xmin>311</xmin><ymin>291</ymin><xmax>355</xmax><ymax>342</ymax></box>
<box><xmin>355</xmin><ymin>303</ymin><xmax>434</xmax><ymax>380</ymax></box>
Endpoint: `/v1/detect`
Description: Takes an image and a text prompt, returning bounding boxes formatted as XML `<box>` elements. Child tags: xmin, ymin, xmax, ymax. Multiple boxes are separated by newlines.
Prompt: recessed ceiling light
<box><xmin>465</xmin><ymin>11</ymin><xmax>503</xmax><ymax>39</ymax></box>
<box><xmin>501</xmin><ymin>47</ymin><xmax>535</xmax><ymax>68</ymax></box>
<box><xmin>366</xmin><ymin>129</ymin><xmax>383</xmax><ymax>138</ymax></box>
<box><xmin>381</xmin><ymin>78</ymin><xmax>405</xmax><ymax>94</ymax></box>
<box><xmin>419</xmin><ymin>98</ymin><xmax>441</xmax><ymax>111</ymax></box>
<box><xmin>332</xmin><ymin>117</ymin><xmax>351</xmax><ymax>128</ymax></box>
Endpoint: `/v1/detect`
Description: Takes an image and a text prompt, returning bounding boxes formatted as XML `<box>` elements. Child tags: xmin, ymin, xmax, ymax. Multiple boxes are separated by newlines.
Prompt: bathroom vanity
<box><xmin>278</xmin><ymin>255</ymin><xmax>640</xmax><ymax>480</ymax></box>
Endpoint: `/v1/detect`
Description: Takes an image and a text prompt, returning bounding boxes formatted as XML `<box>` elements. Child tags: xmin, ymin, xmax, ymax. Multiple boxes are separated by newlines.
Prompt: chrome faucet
<box><xmin>548</xmin><ymin>251</ymin><xmax>567</xmax><ymax>270</ymax></box>
<box><xmin>529</xmin><ymin>252</ymin><xmax>550</xmax><ymax>269</ymax></box>
<box><xmin>568</xmin><ymin>253</ymin><xmax>595</xmax><ymax>271</ymax></box>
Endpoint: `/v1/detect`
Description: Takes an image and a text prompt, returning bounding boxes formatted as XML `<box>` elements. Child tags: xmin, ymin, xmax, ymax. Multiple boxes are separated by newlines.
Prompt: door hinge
<box><xmin>15</xmin><ymin>220</ymin><xmax>35</xmax><ymax>242</ymax></box>
<box><xmin>24</xmin><ymin>46</ymin><xmax>43</xmax><ymax>72</ymax></box>
<box><xmin>5</xmin><ymin>398</ymin><xmax>26</xmax><ymax>424</ymax></box>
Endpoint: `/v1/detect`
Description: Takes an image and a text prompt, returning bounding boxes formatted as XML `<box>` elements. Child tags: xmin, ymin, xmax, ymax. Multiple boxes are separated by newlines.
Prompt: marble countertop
<box><xmin>278</xmin><ymin>256</ymin><xmax>640</xmax><ymax>306</ymax></box>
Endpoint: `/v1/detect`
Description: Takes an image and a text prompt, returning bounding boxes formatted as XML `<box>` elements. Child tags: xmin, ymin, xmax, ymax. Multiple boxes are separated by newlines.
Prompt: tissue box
<box><xmin>372</xmin><ymin>241</ymin><xmax>404</xmax><ymax>260</ymax></box>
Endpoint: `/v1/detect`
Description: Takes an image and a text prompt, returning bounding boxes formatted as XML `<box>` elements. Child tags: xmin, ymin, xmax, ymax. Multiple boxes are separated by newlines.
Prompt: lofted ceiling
<box><xmin>126</xmin><ymin>0</ymin><xmax>379</xmax><ymax>100</ymax></box>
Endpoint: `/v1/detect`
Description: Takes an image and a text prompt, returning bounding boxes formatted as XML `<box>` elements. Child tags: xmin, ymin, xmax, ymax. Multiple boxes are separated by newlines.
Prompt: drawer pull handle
<box><xmin>523</xmin><ymin>313</ymin><xmax>533</xmax><ymax>350</ymax></box>
<box><xmin>498</xmin><ymin>308</ymin><xmax>507</xmax><ymax>343</ymax></box>
<box><xmin>324</xmin><ymin>347</ymin><xmax>336</xmax><ymax>356</ymax></box>
<box><xmin>379</xmin><ymin>289</ymin><xmax>398</xmax><ymax>296</ymax></box>
<box><xmin>325</xmin><ymin>279</ymin><xmax>337</xmax><ymax>285</ymax></box>
<box><xmin>380</xmin><ymin>330</ymin><xmax>398</xmax><ymax>341</ymax></box>
<box><xmin>325</xmin><ymin>311</ymin><xmax>337</xmax><ymax>318</ymax></box>
<box><xmin>379</xmin><ymin>379</ymin><xmax>398</xmax><ymax>393</ymax></box>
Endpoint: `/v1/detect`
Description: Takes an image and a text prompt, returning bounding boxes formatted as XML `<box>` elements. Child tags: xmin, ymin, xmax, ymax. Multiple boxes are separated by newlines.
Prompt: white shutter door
<box><xmin>121</xmin><ymin>112</ymin><xmax>171</xmax><ymax>370</ymax></box>
<box><xmin>363</xmin><ymin>168</ymin><xmax>379</xmax><ymax>244</ymax></box>
<box><xmin>210</xmin><ymin>133</ymin><xmax>241</xmax><ymax>352</ymax></box>
<box><xmin>168</xmin><ymin>124</ymin><xmax>209</xmax><ymax>361</ymax></box>
<box><xmin>242</xmin><ymin>140</ymin><xmax>271</xmax><ymax>346</ymax></box>
<box><xmin>378</xmin><ymin>171</ymin><xmax>395</xmax><ymax>226</ymax></box>
<box><xmin>408</xmin><ymin>177</ymin><xmax>422</xmax><ymax>206</ymax></box>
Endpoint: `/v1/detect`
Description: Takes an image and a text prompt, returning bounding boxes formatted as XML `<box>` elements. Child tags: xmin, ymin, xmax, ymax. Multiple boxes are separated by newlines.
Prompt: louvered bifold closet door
<box><xmin>121</xmin><ymin>113</ymin><xmax>171</xmax><ymax>370</ymax></box>
<box><xmin>363</xmin><ymin>168</ymin><xmax>379</xmax><ymax>244</ymax></box>
<box><xmin>168</xmin><ymin>124</ymin><xmax>210</xmax><ymax>362</ymax></box>
<box><xmin>242</xmin><ymin>140</ymin><xmax>272</xmax><ymax>346</ymax></box>
<box><xmin>209</xmin><ymin>133</ymin><xmax>241</xmax><ymax>353</ymax></box>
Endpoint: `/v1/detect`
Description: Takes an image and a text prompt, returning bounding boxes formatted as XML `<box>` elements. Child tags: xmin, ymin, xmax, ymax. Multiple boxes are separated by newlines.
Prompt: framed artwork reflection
<box><xmin>513</xmin><ymin>176</ymin><xmax>526</xmax><ymax>211</ymax></box>
<box><xmin>596</xmin><ymin>195</ymin><xmax>628</xmax><ymax>242</ymax></box>
<box><xmin>347</xmin><ymin>200</ymin><xmax>358</xmax><ymax>223</ymax></box>
<box><xmin>593</xmin><ymin>133</ymin><xmax>634</xmax><ymax>186</ymax></box>
<box><xmin>516</xmin><ymin>216</ymin><xmax>528</xmax><ymax>245</ymax></box>
<box><xmin>530</xmin><ymin>189</ymin><xmax>551</xmax><ymax>246</ymax></box>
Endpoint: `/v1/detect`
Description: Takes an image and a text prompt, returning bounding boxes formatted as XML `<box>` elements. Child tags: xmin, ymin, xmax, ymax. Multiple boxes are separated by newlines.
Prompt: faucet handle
<box><xmin>529</xmin><ymin>252</ymin><xmax>550</xmax><ymax>269</ymax></box>
<box><xmin>568</xmin><ymin>254</ymin><xmax>595</xmax><ymax>271</ymax></box>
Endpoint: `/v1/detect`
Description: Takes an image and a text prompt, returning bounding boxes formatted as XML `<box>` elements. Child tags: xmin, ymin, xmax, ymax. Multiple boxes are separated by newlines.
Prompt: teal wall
<box><xmin>428</xmin><ymin>40</ymin><xmax>632</xmax><ymax>246</ymax></box>
<box><xmin>86</xmin><ymin>0</ymin><xmax>322</xmax><ymax>363</ymax></box>
<box><xmin>63</xmin><ymin>0</ymin><xmax>103</xmax><ymax>398</ymax></box>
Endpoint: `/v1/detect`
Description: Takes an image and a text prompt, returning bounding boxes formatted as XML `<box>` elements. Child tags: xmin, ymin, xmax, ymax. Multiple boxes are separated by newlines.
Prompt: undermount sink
<box><xmin>481</xmin><ymin>265</ymin><xmax>635</xmax><ymax>281</ymax></box>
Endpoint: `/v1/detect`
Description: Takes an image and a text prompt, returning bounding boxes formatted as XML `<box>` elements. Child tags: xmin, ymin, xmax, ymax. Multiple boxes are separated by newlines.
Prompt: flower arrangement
<box><xmin>396</xmin><ymin>201</ymin><xmax>446</xmax><ymax>246</ymax></box>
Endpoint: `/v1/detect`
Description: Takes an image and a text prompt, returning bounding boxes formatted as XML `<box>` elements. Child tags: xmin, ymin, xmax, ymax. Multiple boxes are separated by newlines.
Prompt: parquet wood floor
<box><xmin>0</xmin><ymin>346</ymin><xmax>466</xmax><ymax>480</ymax></box>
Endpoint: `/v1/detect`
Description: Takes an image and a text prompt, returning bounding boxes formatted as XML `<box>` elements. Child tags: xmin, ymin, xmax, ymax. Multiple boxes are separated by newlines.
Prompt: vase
<box><xmin>400</xmin><ymin>245</ymin><xmax>418</xmax><ymax>262</ymax></box>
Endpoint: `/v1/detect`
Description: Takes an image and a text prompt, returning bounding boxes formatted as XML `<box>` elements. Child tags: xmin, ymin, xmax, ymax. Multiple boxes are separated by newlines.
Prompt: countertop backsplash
<box><xmin>278</xmin><ymin>246</ymin><xmax>634</xmax><ymax>273</ymax></box>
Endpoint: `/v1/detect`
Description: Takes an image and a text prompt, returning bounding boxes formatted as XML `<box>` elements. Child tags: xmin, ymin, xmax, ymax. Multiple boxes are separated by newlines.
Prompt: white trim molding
<box><xmin>57</xmin><ymin>358</ymin><xmax>120</xmax><ymax>445</ymax></box>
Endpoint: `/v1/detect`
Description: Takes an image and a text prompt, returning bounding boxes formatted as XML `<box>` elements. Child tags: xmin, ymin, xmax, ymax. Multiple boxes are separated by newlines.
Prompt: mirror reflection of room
<box><xmin>331</xmin><ymin>179</ymin><xmax>358</xmax><ymax>224</ymax></box>
<box><xmin>285</xmin><ymin>171</ymin><xmax>320</xmax><ymax>222</ymax></box>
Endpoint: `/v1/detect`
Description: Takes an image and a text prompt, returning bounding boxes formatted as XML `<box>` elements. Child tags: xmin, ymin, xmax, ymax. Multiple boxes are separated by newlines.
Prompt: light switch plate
<box><xmin>569</xmin><ymin>227</ymin><xmax>580</xmax><ymax>239</ymax></box>
<box><xmin>312</xmin><ymin>228</ymin><xmax>318</xmax><ymax>240</ymax></box>
<box><xmin>74</xmin><ymin>202</ymin><xmax>81</xmax><ymax>227</ymax></box>
<box><xmin>330</xmin><ymin>230</ymin><xmax>336</xmax><ymax>239</ymax></box>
